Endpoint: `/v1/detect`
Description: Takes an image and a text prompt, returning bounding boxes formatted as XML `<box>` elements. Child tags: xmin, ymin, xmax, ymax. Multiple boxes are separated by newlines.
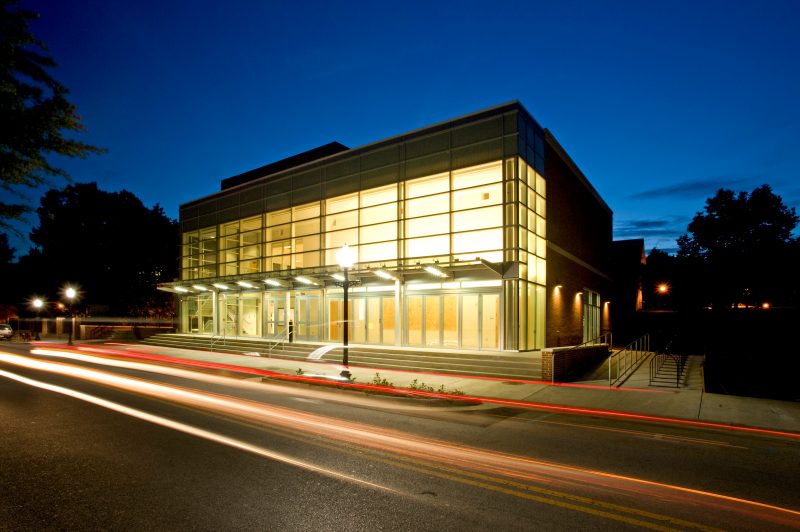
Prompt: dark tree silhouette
<box><xmin>0</xmin><ymin>0</ymin><xmax>103</xmax><ymax>231</ymax></box>
<box><xmin>21</xmin><ymin>182</ymin><xmax>178</xmax><ymax>316</ymax></box>
<box><xmin>677</xmin><ymin>185</ymin><xmax>799</xmax><ymax>308</ymax></box>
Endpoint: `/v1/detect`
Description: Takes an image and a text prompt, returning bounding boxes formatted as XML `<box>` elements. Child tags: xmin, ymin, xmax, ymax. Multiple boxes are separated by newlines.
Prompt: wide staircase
<box><xmin>139</xmin><ymin>333</ymin><xmax>541</xmax><ymax>380</ymax></box>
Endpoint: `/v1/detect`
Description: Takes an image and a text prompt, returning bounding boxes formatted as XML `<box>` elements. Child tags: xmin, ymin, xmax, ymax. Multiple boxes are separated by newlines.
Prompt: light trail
<box><xmin>0</xmin><ymin>361</ymin><xmax>397</xmax><ymax>495</ymax></box>
<box><xmin>45</xmin><ymin>342</ymin><xmax>800</xmax><ymax>440</ymax></box>
<box><xmin>3</xmin><ymin>350</ymin><xmax>799</xmax><ymax>529</ymax></box>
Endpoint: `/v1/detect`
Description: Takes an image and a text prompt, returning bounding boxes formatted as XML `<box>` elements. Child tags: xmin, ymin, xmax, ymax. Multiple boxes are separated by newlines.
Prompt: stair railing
<box><xmin>265</xmin><ymin>326</ymin><xmax>289</xmax><ymax>358</ymax></box>
<box><xmin>608</xmin><ymin>333</ymin><xmax>650</xmax><ymax>386</ymax></box>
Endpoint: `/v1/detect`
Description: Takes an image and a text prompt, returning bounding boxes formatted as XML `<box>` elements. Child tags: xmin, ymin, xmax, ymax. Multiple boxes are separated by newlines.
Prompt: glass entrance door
<box><xmin>406</xmin><ymin>291</ymin><xmax>500</xmax><ymax>350</ymax></box>
<box><xmin>264</xmin><ymin>292</ymin><xmax>287</xmax><ymax>339</ymax></box>
<box><xmin>328</xmin><ymin>295</ymin><xmax>396</xmax><ymax>345</ymax></box>
<box><xmin>294</xmin><ymin>292</ymin><xmax>321</xmax><ymax>341</ymax></box>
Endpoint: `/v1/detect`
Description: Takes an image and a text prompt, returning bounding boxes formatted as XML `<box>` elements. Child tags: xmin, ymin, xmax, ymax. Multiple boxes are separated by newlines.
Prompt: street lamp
<box><xmin>63</xmin><ymin>286</ymin><xmax>77</xmax><ymax>346</ymax></box>
<box><xmin>335</xmin><ymin>244</ymin><xmax>356</xmax><ymax>379</ymax></box>
<box><xmin>31</xmin><ymin>297</ymin><xmax>44</xmax><ymax>341</ymax></box>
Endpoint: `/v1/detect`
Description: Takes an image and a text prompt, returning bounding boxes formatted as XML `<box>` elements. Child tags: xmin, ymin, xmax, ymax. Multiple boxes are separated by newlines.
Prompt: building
<box><xmin>161</xmin><ymin>101</ymin><xmax>613</xmax><ymax>352</ymax></box>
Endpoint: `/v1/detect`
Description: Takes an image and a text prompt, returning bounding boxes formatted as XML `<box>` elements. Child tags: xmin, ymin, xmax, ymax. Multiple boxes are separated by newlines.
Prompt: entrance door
<box><xmin>264</xmin><ymin>292</ymin><xmax>288</xmax><ymax>339</ymax></box>
<box><xmin>406</xmin><ymin>292</ymin><xmax>500</xmax><ymax>350</ymax></box>
<box><xmin>294</xmin><ymin>293</ymin><xmax>321</xmax><ymax>341</ymax></box>
<box><xmin>328</xmin><ymin>295</ymin><xmax>396</xmax><ymax>345</ymax></box>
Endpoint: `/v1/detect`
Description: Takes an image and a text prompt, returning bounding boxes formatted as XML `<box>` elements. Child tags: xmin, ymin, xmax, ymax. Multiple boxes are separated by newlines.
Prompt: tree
<box><xmin>677</xmin><ymin>185</ymin><xmax>799</xmax><ymax>308</ymax></box>
<box><xmin>21</xmin><ymin>182</ymin><xmax>178</xmax><ymax>316</ymax></box>
<box><xmin>0</xmin><ymin>0</ymin><xmax>103</xmax><ymax>231</ymax></box>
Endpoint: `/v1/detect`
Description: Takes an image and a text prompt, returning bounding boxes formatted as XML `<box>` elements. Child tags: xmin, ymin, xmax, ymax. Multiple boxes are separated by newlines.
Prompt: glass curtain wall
<box><xmin>181</xmin><ymin>160</ymin><xmax>506</xmax><ymax>277</ymax></box>
<box><xmin>514</xmin><ymin>158</ymin><xmax>547</xmax><ymax>350</ymax></box>
<box><xmin>178</xmin><ymin>159</ymin><xmax>526</xmax><ymax>350</ymax></box>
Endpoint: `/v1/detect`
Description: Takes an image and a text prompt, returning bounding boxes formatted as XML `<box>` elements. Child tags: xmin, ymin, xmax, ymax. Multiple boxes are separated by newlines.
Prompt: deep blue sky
<box><xmin>11</xmin><ymin>0</ymin><xmax>800</xmax><ymax>255</ymax></box>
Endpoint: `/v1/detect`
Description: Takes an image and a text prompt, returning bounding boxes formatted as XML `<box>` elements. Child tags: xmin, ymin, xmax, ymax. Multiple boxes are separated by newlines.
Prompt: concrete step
<box><xmin>140</xmin><ymin>333</ymin><xmax>541</xmax><ymax>380</ymax></box>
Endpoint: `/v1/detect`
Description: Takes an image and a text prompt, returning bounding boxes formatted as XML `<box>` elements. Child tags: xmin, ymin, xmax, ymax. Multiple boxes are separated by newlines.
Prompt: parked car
<box><xmin>0</xmin><ymin>323</ymin><xmax>12</xmax><ymax>340</ymax></box>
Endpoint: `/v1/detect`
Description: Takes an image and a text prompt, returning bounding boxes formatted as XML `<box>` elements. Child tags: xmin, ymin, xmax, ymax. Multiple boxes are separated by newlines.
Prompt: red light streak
<box><xmin>33</xmin><ymin>343</ymin><xmax>800</xmax><ymax>440</ymax></box>
<box><xmin>3</xmin><ymin>350</ymin><xmax>799</xmax><ymax>527</ymax></box>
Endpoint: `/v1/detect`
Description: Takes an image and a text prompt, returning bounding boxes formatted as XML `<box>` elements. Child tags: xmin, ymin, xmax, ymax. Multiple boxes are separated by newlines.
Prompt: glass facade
<box><xmin>173</xmin><ymin>106</ymin><xmax>559</xmax><ymax>351</ymax></box>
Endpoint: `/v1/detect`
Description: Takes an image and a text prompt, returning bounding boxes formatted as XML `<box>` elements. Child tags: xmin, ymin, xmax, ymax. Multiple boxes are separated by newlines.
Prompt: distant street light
<box><xmin>63</xmin><ymin>286</ymin><xmax>78</xmax><ymax>346</ymax></box>
<box><xmin>31</xmin><ymin>297</ymin><xmax>44</xmax><ymax>341</ymax></box>
<box><xmin>335</xmin><ymin>244</ymin><xmax>356</xmax><ymax>379</ymax></box>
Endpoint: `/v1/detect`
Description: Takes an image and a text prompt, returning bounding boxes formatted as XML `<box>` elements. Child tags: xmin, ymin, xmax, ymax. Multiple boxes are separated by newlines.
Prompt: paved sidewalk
<box><xmin>38</xmin><ymin>339</ymin><xmax>800</xmax><ymax>435</ymax></box>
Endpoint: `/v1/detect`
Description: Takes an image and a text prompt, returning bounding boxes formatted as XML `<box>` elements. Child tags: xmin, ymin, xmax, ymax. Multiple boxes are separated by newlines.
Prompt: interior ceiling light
<box><xmin>174</xmin><ymin>286</ymin><xmax>189</xmax><ymax>293</ymax></box>
<box><xmin>236</xmin><ymin>281</ymin><xmax>254</xmax><ymax>288</ymax></box>
<box><xmin>423</xmin><ymin>265</ymin><xmax>447</xmax><ymax>278</ymax></box>
<box><xmin>375</xmin><ymin>270</ymin><xmax>396</xmax><ymax>280</ymax></box>
<box><xmin>265</xmin><ymin>279</ymin><xmax>282</xmax><ymax>287</ymax></box>
<box><xmin>192</xmin><ymin>285</ymin><xmax>208</xmax><ymax>291</ymax></box>
<box><xmin>212</xmin><ymin>283</ymin><xmax>229</xmax><ymax>290</ymax></box>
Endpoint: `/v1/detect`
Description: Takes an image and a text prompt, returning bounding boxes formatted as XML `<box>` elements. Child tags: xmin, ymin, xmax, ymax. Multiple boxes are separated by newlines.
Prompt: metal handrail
<box><xmin>264</xmin><ymin>326</ymin><xmax>290</xmax><ymax>358</ymax></box>
<box><xmin>649</xmin><ymin>341</ymin><xmax>688</xmax><ymax>388</ymax></box>
<box><xmin>608</xmin><ymin>333</ymin><xmax>650</xmax><ymax>386</ymax></box>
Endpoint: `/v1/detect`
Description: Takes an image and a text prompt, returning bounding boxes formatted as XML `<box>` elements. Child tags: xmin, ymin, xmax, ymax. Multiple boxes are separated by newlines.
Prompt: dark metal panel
<box><xmin>292</xmin><ymin>184</ymin><xmax>322</xmax><ymax>205</ymax></box>
<box><xmin>267</xmin><ymin>192</ymin><xmax>291</xmax><ymax>211</ymax></box>
<box><xmin>360</xmin><ymin>145</ymin><xmax>401</xmax><ymax>171</ymax></box>
<box><xmin>324</xmin><ymin>175</ymin><xmax>360</xmax><ymax>198</ymax></box>
<box><xmin>405</xmin><ymin>131</ymin><xmax>450</xmax><ymax>160</ymax></box>
<box><xmin>405</xmin><ymin>152</ymin><xmax>450</xmax><ymax>180</ymax></box>
<box><xmin>361</xmin><ymin>164</ymin><xmax>400</xmax><ymax>189</ymax></box>
<box><xmin>451</xmin><ymin>138</ymin><xmax>503</xmax><ymax>170</ymax></box>
<box><xmin>451</xmin><ymin>116</ymin><xmax>503</xmax><ymax>148</ymax></box>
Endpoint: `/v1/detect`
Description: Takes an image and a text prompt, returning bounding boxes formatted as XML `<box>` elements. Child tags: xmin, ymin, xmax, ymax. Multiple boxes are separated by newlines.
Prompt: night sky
<box><xmin>12</xmin><ymin>0</ymin><xmax>800</xmax><ymax>255</ymax></box>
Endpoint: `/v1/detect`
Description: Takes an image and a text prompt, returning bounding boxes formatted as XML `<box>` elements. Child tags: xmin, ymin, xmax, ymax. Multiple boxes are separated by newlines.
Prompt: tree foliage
<box><xmin>18</xmin><ymin>182</ymin><xmax>178</xmax><ymax>316</ymax></box>
<box><xmin>677</xmin><ymin>185</ymin><xmax>799</xmax><ymax>308</ymax></box>
<box><xmin>0</xmin><ymin>0</ymin><xmax>103</xmax><ymax>231</ymax></box>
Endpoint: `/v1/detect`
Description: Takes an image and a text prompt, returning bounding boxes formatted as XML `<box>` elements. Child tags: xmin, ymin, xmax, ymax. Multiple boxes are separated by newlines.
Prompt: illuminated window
<box><xmin>360</xmin><ymin>241</ymin><xmax>397</xmax><ymax>263</ymax></box>
<box><xmin>405</xmin><ymin>235</ymin><xmax>449</xmax><ymax>258</ymax></box>
<box><xmin>360</xmin><ymin>221</ymin><xmax>397</xmax><ymax>244</ymax></box>
<box><xmin>360</xmin><ymin>202</ymin><xmax>396</xmax><ymax>225</ymax></box>
<box><xmin>267</xmin><ymin>224</ymin><xmax>290</xmax><ymax>241</ymax></box>
<box><xmin>267</xmin><ymin>209</ymin><xmax>290</xmax><ymax>226</ymax></box>
<box><xmin>325</xmin><ymin>210</ymin><xmax>358</xmax><ymax>231</ymax></box>
<box><xmin>452</xmin><ymin>161</ymin><xmax>502</xmax><ymax>190</ymax></box>
<box><xmin>326</xmin><ymin>227</ymin><xmax>358</xmax><ymax>251</ymax></box>
<box><xmin>293</xmin><ymin>203</ymin><xmax>320</xmax><ymax>220</ymax></box>
<box><xmin>452</xmin><ymin>183</ymin><xmax>501</xmax><ymax>210</ymax></box>
<box><xmin>361</xmin><ymin>184</ymin><xmax>397</xmax><ymax>207</ymax></box>
<box><xmin>406</xmin><ymin>172</ymin><xmax>449</xmax><ymax>198</ymax></box>
<box><xmin>406</xmin><ymin>193</ymin><xmax>449</xmax><ymax>218</ymax></box>
<box><xmin>452</xmin><ymin>205</ymin><xmax>502</xmax><ymax>232</ymax></box>
<box><xmin>327</xmin><ymin>193</ymin><xmax>358</xmax><ymax>214</ymax></box>
<box><xmin>294</xmin><ymin>218</ymin><xmax>319</xmax><ymax>237</ymax></box>
<box><xmin>406</xmin><ymin>214</ymin><xmax>449</xmax><ymax>238</ymax></box>
<box><xmin>452</xmin><ymin>228</ymin><xmax>502</xmax><ymax>254</ymax></box>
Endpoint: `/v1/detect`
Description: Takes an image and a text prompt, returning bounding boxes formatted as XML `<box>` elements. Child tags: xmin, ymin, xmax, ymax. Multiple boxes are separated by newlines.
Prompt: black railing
<box><xmin>649</xmin><ymin>341</ymin><xmax>688</xmax><ymax>388</ymax></box>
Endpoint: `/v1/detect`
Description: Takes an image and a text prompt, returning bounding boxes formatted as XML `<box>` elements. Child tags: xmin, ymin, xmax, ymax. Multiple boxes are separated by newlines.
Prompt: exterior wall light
<box><xmin>295</xmin><ymin>276</ymin><xmax>315</xmax><ymax>285</ymax></box>
<box><xmin>212</xmin><ymin>283</ymin><xmax>229</xmax><ymax>290</ymax></box>
<box><xmin>375</xmin><ymin>269</ymin><xmax>396</xmax><ymax>280</ymax></box>
<box><xmin>331</xmin><ymin>273</ymin><xmax>345</xmax><ymax>281</ymax></box>
<box><xmin>265</xmin><ymin>279</ymin><xmax>283</xmax><ymax>287</ymax></box>
<box><xmin>236</xmin><ymin>281</ymin><xmax>254</xmax><ymax>288</ymax></box>
<box><xmin>423</xmin><ymin>265</ymin><xmax>447</xmax><ymax>278</ymax></box>
<box><xmin>192</xmin><ymin>285</ymin><xmax>208</xmax><ymax>291</ymax></box>
<box><xmin>174</xmin><ymin>286</ymin><xmax>189</xmax><ymax>293</ymax></box>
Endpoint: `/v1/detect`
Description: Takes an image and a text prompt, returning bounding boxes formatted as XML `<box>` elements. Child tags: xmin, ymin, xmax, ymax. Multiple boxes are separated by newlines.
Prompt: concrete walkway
<box><xmin>31</xmin><ymin>339</ymin><xmax>800</xmax><ymax>435</ymax></box>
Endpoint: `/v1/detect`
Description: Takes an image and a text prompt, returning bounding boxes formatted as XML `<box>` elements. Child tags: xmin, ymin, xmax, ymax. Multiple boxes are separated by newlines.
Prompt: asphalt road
<box><xmin>1</xmin><ymin>343</ymin><xmax>798</xmax><ymax>531</ymax></box>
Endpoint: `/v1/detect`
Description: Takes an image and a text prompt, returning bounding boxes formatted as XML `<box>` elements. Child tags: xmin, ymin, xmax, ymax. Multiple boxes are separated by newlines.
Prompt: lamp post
<box><xmin>335</xmin><ymin>244</ymin><xmax>356</xmax><ymax>379</ymax></box>
<box><xmin>64</xmin><ymin>286</ymin><xmax>77</xmax><ymax>346</ymax></box>
<box><xmin>32</xmin><ymin>298</ymin><xmax>44</xmax><ymax>341</ymax></box>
